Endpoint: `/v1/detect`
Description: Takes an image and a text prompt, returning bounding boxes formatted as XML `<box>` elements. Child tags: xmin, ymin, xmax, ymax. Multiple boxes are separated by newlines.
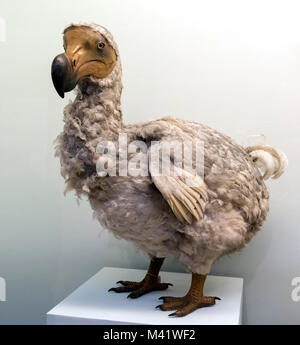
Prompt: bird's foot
<box><xmin>108</xmin><ymin>275</ymin><xmax>173</xmax><ymax>299</ymax></box>
<box><xmin>156</xmin><ymin>295</ymin><xmax>221</xmax><ymax>317</ymax></box>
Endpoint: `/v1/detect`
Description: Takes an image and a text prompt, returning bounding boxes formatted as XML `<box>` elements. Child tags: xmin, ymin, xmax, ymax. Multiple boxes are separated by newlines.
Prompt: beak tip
<box><xmin>58</xmin><ymin>90</ymin><xmax>65</xmax><ymax>99</ymax></box>
<box><xmin>51</xmin><ymin>53</ymin><xmax>72</xmax><ymax>99</ymax></box>
<box><xmin>53</xmin><ymin>84</ymin><xmax>65</xmax><ymax>99</ymax></box>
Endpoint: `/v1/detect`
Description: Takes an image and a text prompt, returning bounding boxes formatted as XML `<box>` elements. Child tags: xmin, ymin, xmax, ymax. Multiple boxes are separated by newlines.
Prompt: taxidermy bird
<box><xmin>51</xmin><ymin>23</ymin><xmax>287</xmax><ymax>317</ymax></box>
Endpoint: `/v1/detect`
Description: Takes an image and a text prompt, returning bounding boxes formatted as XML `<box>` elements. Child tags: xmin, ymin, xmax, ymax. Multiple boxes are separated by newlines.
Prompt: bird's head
<box><xmin>51</xmin><ymin>23</ymin><xmax>120</xmax><ymax>98</ymax></box>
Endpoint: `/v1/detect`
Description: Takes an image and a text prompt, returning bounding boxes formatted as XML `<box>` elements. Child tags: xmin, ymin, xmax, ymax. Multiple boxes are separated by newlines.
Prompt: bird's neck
<box><xmin>58</xmin><ymin>68</ymin><xmax>124</xmax><ymax>193</ymax></box>
<box><xmin>77</xmin><ymin>75</ymin><xmax>123</xmax><ymax>130</ymax></box>
<box><xmin>62</xmin><ymin>65</ymin><xmax>124</xmax><ymax>147</ymax></box>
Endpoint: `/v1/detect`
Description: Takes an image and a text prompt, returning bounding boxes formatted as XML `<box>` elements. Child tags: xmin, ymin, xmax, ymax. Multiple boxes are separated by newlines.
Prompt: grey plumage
<box><xmin>55</xmin><ymin>23</ymin><xmax>286</xmax><ymax>275</ymax></box>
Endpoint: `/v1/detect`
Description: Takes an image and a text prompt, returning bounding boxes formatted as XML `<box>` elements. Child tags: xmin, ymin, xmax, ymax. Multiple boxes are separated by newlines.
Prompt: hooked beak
<box><xmin>51</xmin><ymin>53</ymin><xmax>77</xmax><ymax>98</ymax></box>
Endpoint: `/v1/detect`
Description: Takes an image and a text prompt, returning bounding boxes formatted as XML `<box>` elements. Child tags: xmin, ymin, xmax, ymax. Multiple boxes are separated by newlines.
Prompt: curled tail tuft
<box><xmin>246</xmin><ymin>145</ymin><xmax>288</xmax><ymax>180</ymax></box>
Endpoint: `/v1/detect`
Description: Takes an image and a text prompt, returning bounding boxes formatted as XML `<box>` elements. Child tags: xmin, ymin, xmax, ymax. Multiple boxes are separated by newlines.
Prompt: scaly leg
<box><xmin>157</xmin><ymin>273</ymin><xmax>220</xmax><ymax>317</ymax></box>
<box><xmin>108</xmin><ymin>257</ymin><xmax>172</xmax><ymax>299</ymax></box>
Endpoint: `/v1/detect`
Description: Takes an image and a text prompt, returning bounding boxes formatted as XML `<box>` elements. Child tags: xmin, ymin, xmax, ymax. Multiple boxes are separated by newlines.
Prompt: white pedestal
<box><xmin>47</xmin><ymin>267</ymin><xmax>243</xmax><ymax>325</ymax></box>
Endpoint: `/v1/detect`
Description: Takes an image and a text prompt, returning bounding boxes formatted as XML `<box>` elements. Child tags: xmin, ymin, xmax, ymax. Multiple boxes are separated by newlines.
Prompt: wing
<box><xmin>148</xmin><ymin>143</ymin><xmax>208</xmax><ymax>224</ymax></box>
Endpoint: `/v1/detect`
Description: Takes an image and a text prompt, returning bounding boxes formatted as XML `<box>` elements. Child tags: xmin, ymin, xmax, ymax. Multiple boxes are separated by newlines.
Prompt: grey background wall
<box><xmin>0</xmin><ymin>0</ymin><xmax>299</xmax><ymax>324</ymax></box>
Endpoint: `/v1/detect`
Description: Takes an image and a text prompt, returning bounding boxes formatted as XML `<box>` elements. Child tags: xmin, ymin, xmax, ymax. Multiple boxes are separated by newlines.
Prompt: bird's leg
<box><xmin>108</xmin><ymin>257</ymin><xmax>173</xmax><ymax>298</ymax></box>
<box><xmin>157</xmin><ymin>273</ymin><xmax>220</xmax><ymax>317</ymax></box>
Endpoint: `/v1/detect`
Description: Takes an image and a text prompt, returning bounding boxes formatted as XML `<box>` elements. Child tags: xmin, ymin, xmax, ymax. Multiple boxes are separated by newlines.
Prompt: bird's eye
<box><xmin>98</xmin><ymin>42</ymin><xmax>105</xmax><ymax>49</ymax></box>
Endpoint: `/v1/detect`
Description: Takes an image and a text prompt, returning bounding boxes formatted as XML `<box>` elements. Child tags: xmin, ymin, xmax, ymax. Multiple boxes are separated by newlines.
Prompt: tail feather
<box><xmin>246</xmin><ymin>145</ymin><xmax>288</xmax><ymax>180</ymax></box>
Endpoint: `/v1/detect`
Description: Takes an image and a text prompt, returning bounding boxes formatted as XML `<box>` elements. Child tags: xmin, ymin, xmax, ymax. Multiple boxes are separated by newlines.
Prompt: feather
<box><xmin>246</xmin><ymin>145</ymin><xmax>288</xmax><ymax>180</ymax></box>
<box><xmin>149</xmin><ymin>155</ymin><xmax>208</xmax><ymax>224</ymax></box>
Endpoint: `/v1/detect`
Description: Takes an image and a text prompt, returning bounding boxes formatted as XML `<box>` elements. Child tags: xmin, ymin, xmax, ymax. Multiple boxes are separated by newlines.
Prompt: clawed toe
<box><xmin>109</xmin><ymin>278</ymin><xmax>173</xmax><ymax>298</ymax></box>
<box><xmin>156</xmin><ymin>299</ymin><xmax>187</xmax><ymax>311</ymax></box>
<box><xmin>159</xmin><ymin>296</ymin><xmax>184</xmax><ymax>303</ymax></box>
<box><xmin>127</xmin><ymin>282</ymin><xmax>172</xmax><ymax>299</ymax></box>
<box><xmin>116</xmin><ymin>280</ymin><xmax>141</xmax><ymax>287</ymax></box>
<box><xmin>168</xmin><ymin>303</ymin><xmax>199</xmax><ymax>317</ymax></box>
<box><xmin>108</xmin><ymin>285</ymin><xmax>139</xmax><ymax>293</ymax></box>
<box><xmin>127</xmin><ymin>289</ymin><xmax>146</xmax><ymax>299</ymax></box>
<box><xmin>157</xmin><ymin>295</ymin><xmax>221</xmax><ymax>316</ymax></box>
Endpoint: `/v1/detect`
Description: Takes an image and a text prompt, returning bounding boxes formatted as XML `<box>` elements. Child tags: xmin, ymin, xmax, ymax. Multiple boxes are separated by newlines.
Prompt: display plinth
<box><xmin>47</xmin><ymin>267</ymin><xmax>243</xmax><ymax>325</ymax></box>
